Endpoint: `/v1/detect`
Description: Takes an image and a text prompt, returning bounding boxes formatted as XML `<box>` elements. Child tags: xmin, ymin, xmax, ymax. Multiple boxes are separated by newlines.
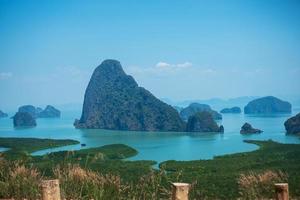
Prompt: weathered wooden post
<box><xmin>172</xmin><ymin>182</ymin><xmax>190</xmax><ymax>200</ymax></box>
<box><xmin>275</xmin><ymin>183</ymin><xmax>289</xmax><ymax>200</ymax></box>
<box><xmin>41</xmin><ymin>179</ymin><xmax>61</xmax><ymax>200</ymax></box>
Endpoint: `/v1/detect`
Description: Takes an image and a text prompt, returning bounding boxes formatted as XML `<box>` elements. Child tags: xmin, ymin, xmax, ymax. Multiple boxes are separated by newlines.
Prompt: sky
<box><xmin>0</xmin><ymin>0</ymin><xmax>300</xmax><ymax>110</ymax></box>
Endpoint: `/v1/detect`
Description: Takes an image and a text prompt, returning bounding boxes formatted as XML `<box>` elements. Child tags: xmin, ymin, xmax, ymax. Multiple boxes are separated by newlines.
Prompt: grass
<box><xmin>0</xmin><ymin>137</ymin><xmax>300</xmax><ymax>199</ymax></box>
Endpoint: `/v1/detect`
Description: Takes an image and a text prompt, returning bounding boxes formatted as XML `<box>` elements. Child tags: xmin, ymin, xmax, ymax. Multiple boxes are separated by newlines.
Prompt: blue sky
<box><xmin>0</xmin><ymin>0</ymin><xmax>300</xmax><ymax>110</ymax></box>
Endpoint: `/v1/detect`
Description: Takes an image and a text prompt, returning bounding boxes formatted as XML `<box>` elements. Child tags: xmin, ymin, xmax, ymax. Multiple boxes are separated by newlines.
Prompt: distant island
<box><xmin>180</xmin><ymin>103</ymin><xmax>222</xmax><ymax>120</ymax></box>
<box><xmin>18</xmin><ymin>105</ymin><xmax>39</xmax><ymax>118</ymax></box>
<box><xmin>12</xmin><ymin>105</ymin><xmax>60</xmax><ymax>127</ymax></box>
<box><xmin>0</xmin><ymin>110</ymin><xmax>8</xmax><ymax>118</ymax></box>
<box><xmin>16</xmin><ymin>105</ymin><xmax>61</xmax><ymax>119</ymax></box>
<box><xmin>244</xmin><ymin>96</ymin><xmax>291</xmax><ymax>114</ymax></box>
<box><xmin>220</xmin><ymin>107</ymin><xmax>241</xmax><ymax>114</ymax></box>
<box><xmin>38</xmin><ymin>105</ymin><xmax>61</xmax><ymax>118</ymax></box>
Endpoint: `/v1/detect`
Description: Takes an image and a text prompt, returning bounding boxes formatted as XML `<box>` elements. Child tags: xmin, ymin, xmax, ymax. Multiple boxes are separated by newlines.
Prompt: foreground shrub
<box><xmin>238</xmin><ymin>170</ymin><xmax>288</xmax><ymax>199</ymax></box>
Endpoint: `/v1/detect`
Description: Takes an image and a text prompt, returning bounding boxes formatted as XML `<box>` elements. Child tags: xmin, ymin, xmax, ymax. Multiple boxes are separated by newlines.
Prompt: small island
<box><xmin>180</xmin><ymin>103</ymin><xmax>222</xmax><ymax>121</ymax></box>
<box><xmin>38</xmin><ymin>105</ymin><xmax>61</xmax><ymax>118</ymax></box>
<box><xmin>186</xmin><ymin>111</ymin><xmax>224</xmax><ymax>133</ymax></box>
<box><xmin>13</xmin><ymin>112</ymin><xmax>37</xmax><ymax>127</ymax></box>
<box><xmin>240</xmin><ymin>123</ymin><xmax>262</xmax><ymax>134</ymax></box>
<box><xmin>244</xmin><ymin>96</ymin><xmax>291</xmax><ymax>114</ymax></box>
<box><xmin>220</xmin><ymin>107</ymin><xmax>241</xmax><ymax>114</ymax></box>
<box><xmin>284</xmin><ymin>113</ymin><xmax>300</xmax><ymax>135</ymax></box>
<box><xmin>15</xmin><ymin>105</ymin><xmax>61</xmax><ymax>119</ymax></box>
<box><xmin>18</xmin><ymin>105</ymin><xmax>39</xmax><ymax>118</ymax></box>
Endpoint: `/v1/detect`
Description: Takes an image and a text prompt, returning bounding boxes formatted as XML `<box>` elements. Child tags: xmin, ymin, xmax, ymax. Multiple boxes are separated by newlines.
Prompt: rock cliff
<box><xmin>240</xmin><ymin>123</ymin><xmax>262</xmax><ymax>134</ymax></box>
<box><xmin>74</xmin><ymin>59</ymin><xmax>185</xmax><ymax>131</ymax></box>
<box><xmin>13</xmin><ymin>112</ymin><xmax>37</xmax><ymax>127</ymax></box>
<box><xmin>38</xmin><ymin>105</ymin><xmax>61</xmax><ymax>118</ymax></box>
<box><xmin>186</xmin><ymin>111</ymin><xmax>224</xmax><ymax>132</ymax></box>
<box><xmin>284</xmin><ymin>113</ymin><xmax>300</xmax><ymax>135</ymax></box>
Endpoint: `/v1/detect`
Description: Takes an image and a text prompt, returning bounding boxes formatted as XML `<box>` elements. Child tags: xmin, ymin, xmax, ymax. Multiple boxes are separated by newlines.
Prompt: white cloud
<box><xmin>125</xmin><ymin>62</ymin><xmax>220</xmax><ymax>79</ymax></box>
<box><xmin>155</xmin><ymin>61</ymin><xmax>193</xmax><ymax>70</ymax></box>
<box><xmin>156</xmin><ymin>62</ymin><xmax>171</xmax><ymax>68</ymax></box>
<box><xmin>176</xmin><ymin>62</ymin><xmax>193</xmax><ymax>68</ymax></box>
<box><xmin>126</xmin><ymin>61</ymin><xmax>193</xmax><ymax>76</ymax></box>
<box><xmin>0</xmin><ymin>72</ymin><xmax>13</xmax><ymax>80</ymax></box>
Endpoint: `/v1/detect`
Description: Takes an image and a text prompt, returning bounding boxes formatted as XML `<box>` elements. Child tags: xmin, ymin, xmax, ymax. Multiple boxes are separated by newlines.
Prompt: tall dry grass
<box><xmin>238</xmin><ymin>170</ymin><xmax>288</xmax><ymax>200</ymax></box>
<box><xmin>55</xmin><ymin>165</ymin><xmax>173</xmax><ymax>200</ymax></box>
<box><xmin>54</xmin><ymin>164</ymin><xmax>122</xmax><ymax>200</ymax></box>
<box><xmin>0</xmin><ymin>158</ymin><xmax>42</xmax><ymax>199</ymax></box>
<box><xmin>0</xmin><ymin>155</ymin><xmax>175</xmax><ymax>200</ymax></box>
<box><xmin>121</xmin><ymin>169</ymin><xmax>171</xmax><ymax>200</ymax></box>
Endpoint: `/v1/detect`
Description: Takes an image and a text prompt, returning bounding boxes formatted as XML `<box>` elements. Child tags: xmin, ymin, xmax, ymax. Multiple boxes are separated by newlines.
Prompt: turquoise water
<box><xmin>0</xmin><ymin>109</ymin><xmax>299</xmax><ymax>164</ymax></box>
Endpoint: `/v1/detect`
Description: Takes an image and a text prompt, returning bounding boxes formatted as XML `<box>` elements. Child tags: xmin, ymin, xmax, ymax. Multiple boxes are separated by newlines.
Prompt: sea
<box><xmin>0</xmin><ymin>108</ymin><xmax>299</xmax><ymax>164</ymax></box>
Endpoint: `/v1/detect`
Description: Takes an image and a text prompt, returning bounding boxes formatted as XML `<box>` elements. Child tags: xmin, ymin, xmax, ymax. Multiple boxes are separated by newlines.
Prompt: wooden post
<box><xmin>172</xmin><ymin>182</ymin><xmax>190</xmax><ymax>200</ymax></box>
<box><xmin>275</xmin><ymin>183</ymin><xmax>289</xmax><ymax>200</ymax></box>
<box><xmin>41</xmin><ymin>179</ymin><xmax>61</xmax><ymax>200</ymax></box>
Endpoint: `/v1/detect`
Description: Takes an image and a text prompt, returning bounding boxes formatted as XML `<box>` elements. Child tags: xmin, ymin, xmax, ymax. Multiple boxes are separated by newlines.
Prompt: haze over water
<box><xmin>1</xmin><ymin>108</ymin><xmax>299</xmax><ymax>164</ymax></box>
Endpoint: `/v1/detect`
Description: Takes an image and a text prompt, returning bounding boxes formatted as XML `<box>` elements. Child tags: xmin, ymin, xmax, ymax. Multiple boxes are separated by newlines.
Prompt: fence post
<box><xmin>275</xmin><ymin>183</ymin><xmax>289</xmax><ymax>200</ymax></box>
<box><xmin>171</xmin><ymin>183</ymin><xmax>190</xmax><ymax>200</ymax></box>
<box><xmin>41</xmin><ymin>179</ymin><xmax>61</xmax><ymax>200</ymax></box>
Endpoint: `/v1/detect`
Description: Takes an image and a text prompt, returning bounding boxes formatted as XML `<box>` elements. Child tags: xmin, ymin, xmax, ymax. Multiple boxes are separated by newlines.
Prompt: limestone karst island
<box><xmin>0</xmin><ymin>1</ymin><xmax>300</xmax><ymax>199</ymax></box>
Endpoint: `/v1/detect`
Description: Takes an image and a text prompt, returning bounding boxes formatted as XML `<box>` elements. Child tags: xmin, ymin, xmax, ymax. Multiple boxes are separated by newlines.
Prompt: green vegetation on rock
<box><xmin>284</xmin><ymin>112</ymin><xmax>300</xmax><ymax>135</ymax></box>
<box><xmin>186</xmin><ymin>111</ymin><xmax>224</xmax><ymax>132</ymax></box>
<box><xmin>13</xmin><ymin>112</ymin><xmax>37</xmax><ymax>127</ymax></box>
<box><xmin>74</xmin><ymin>59</ymin><xmax>185</xmax><ymax>131</ymax></box>
<box><xmin>244</xmin><ymin>96</ymin><xmax>291</xmax><ymax>114</ymax></box>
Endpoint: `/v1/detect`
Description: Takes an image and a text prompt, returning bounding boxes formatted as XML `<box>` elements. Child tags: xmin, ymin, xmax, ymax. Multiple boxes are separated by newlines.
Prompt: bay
<box><xmin>0</xmin><ymin>109</ymin><xmax>299</xmax><ymax>164</ymax></box>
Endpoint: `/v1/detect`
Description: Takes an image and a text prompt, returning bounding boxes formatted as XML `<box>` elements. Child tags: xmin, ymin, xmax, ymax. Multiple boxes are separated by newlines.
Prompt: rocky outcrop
<box><xmin>38</xmin><ymin>105</ymin><xmax>61</xmax><ymax>118</ymax></box>
<box><xmin>186</xmin><ymin>111</ymin><xmax>224</xmax><ymax>132</ymax></box>
<box><xmin>240</xmin><ymin>123</ymin><xmax>262</xmax><ymax>134</ymax></box>
<box><xmin>36</xmin><ymin>107</ymin><xmax>43</xmax><ymax>114</ymax></box>
<box><xmin>0</xmin><ymin>110</ymin><xmax>8</xmax><ymax>118</ymax></box>
<box><xmin>284</xmin><ymin>113</ymin><xmax>300</xmax><ymax>135</ymax></box>
<box><xmin>13</xmin><ymin>112</ymin><xmax>37</xmax><ymax>127</ymax></box>
<box><xmin>16</xmin><ymin>105</ymin><xmax>60</xmax><ymax>118</ymax></box>
<box><xmin>18</xmin><ymin>105</ymin><xmax>39</xmax><ymax>118</ymax></box>
<box><xmin>244</xmin><ymin>96</ymin><xmax>291</xmax><ymax>114</ymax></box>
<box><xmin>220</xmin><ymin>107</ymin><xmax>241</xmax><ymax>114</ymax></box>
<box><xmin>74</xmin><ymin>59</ymin><xmax>185</xmax><ymax>131</ymax></box>
<box><xmin>180</xmin><ymin>103</ymin><xmax>222</xmax><ymax>120</ymax></box>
